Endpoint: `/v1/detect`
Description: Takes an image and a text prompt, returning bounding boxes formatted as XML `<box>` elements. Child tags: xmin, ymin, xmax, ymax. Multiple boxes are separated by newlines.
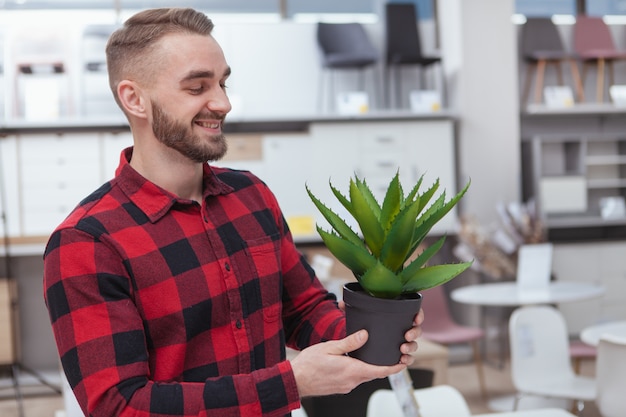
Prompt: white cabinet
<box><xmin>18</xmin><ymin>133</ymin><xmax>102</xmax><ymax>236</ymax></box>
<box><xmin>0</xmin><ymin>131</ymin><xmax>131</xmax><ymax>239</ymax></box>
<box><xmin>309</xmin><ymin>119</ymin><xmax>457</xmax><ymax>235</ymax></box>
<box><xmin>0</xmin><ymin>136</ymin><xmax>20</xmax><ymax>239</ymax></box>
<box><xmin>101</xmin><ymin>131</ymin><xmax>133</xmax><ymax>181</ymax></box>
<box><xmin>0</xmin><ymin>116</ymin><xmax>458</xmax><ymax>242</ymax></box>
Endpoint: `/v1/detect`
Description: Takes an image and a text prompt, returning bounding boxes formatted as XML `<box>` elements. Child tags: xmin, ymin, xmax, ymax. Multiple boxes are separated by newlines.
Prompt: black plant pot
<box><xmin>343</xmin><ymin>282</ymin><xmax>423</xmax><ymax>366</ymax></box>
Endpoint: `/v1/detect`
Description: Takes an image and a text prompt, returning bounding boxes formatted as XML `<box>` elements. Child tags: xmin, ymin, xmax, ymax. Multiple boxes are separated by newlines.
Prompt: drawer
<box><xmin>221</xmin><ymin>134</ymin><xmax>263</xmax><ymax>161</ymax></box>
<box><xmin>359</xmin><ymin>134</ymin><xmax>406</xmax><ymax>152</ymax></box>
<box><xmin>357</xmin><ymin>123</ymin><xmax>408</xmax><ymax>152</ymax></box>
<box><xmin>358</xmin><ymin>151</ymin><xmax>404</xmax><ymax>179</ymax></box>
<box><xmin>22</xmin><ymin>208</ymin><xmax>73</xmax><ymax>236</ymax></box>
<box><xmin>21</xmin><ymin>161</ymin><xmax>101</xmax><ymax>186</ymax></box>
<box><xmin>18</xmin><ymin>133</ymin><xmax>100</xmax><ymax>165</ymax></box>
<box><xmin>21</xmin><ymin>181</ymin><xmax>97</xmax><ymax>210</ymax></box>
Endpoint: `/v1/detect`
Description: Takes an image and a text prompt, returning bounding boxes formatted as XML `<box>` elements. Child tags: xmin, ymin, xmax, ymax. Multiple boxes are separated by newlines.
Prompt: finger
<box><xmin>399</xmin><ymin>353</ymin><xmax>415</xmax><ymax>366</ymax></box>
<box><xmin>414</xmin><ymin>308</ymin><xmax>425</xmax><ymax>325</ymax></box>
<box><xmin>330</xmin><ymin>329</ymin><xmax>369</xmax><ymax>355</ymax></box>
<box><xmin>400</xmin><ymin>341</ymin><xmax>418</xmax><ymax>355</ymax></box>
<box><xmin>338</xmin><ymin>300</ymin><xmax>346</xmax><ymax>311</ymax></box>
<box><xmin>404</xmin><ymin>326</ymin><xmax>421</xmax><ymax>342</ymax></box>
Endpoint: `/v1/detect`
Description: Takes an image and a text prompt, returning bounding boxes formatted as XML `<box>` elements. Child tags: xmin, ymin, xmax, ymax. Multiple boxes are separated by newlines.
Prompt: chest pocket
<box><xmin>244</xmin><ymin>234</ymin><xmax>282</xmax><ymax>322</ymax></box>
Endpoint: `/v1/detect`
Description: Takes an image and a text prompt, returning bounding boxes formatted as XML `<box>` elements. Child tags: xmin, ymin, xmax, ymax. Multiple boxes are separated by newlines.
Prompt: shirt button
<box><xmin>236</xmin><ymin>320</ymin><xmax>242</xmax><ymax>329</ymax></box>
<box><xmin>225</xmin><ymin>263</ymin><xmax>231</xmax><ymax>272</ymax></box>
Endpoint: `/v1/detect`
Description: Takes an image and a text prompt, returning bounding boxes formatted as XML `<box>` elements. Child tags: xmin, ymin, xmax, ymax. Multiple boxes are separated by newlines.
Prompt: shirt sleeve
<box><xmin>43</xmin><ymin>227</ymin><xmax>300</xmax><ymax>417</ymax></box>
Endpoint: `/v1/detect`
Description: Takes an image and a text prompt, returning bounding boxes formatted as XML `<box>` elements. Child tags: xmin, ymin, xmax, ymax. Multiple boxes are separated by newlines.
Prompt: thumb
<box><xmin>334</xmin><ymin>329</ymin><xmax>368</xmax><ymax>355</ymax></box>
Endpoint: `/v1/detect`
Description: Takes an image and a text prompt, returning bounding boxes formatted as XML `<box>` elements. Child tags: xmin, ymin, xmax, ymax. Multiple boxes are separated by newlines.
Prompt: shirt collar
<box><xmin>115</xmin><ymin>147</ymin><xmax>234</xmax><ymax>223</ymax></box>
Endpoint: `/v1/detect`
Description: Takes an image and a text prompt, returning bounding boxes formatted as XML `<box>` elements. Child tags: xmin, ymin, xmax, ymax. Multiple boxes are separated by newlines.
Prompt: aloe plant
<box><xmin>306</xmin><ymin>172</ymin><xmax>472</xmax><ymax>299</ymax></box>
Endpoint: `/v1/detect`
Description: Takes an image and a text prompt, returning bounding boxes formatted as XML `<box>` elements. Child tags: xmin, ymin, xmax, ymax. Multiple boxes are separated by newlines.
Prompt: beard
<box><xmin>150</xmin><ymin>99</ymin><xmax>228</xmax><ymax>163</ymax></box>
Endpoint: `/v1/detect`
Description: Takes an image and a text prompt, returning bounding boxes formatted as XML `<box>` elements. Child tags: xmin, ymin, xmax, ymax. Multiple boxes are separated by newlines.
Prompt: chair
<box><xmin>595</xmin><ymin>335</ymin><xmax>626</xmax><ymax>417</ymax></box>
<box><xmin>573</xmin><ymin>15</ymin><xmax>626</xmax><ymax>102</ymax></box>
<box><xmin>316</xmin><ymin>22</ymin><xmax>379</xmax><ymax>112</ymax></box>
<box><xmin>384</xmin><ymin>3</ymin><xmax>444</xmax><ymax>108</ymax></box>
<box><xmin>301</xmin><ymin>368</ymin><xmax>433</xmax><ymax>417</ymax></box>
<box><xmin>508</xmin><ymin>306</ymin><xmax>596</xmax><ymax>415</ymax></box>
<box><xmin>519</xmin><ymin>17</ymin><xmax>584</xmax><ymax>105</ymax></box>
<box><xmin>568</xmin><ymin>340</ymin><xmax>596</xmax><ymax>375</ymax></box>
<box><xmin>420</xmin><ymin>285</ymin><xmax>488</xmax><ymax>400</ymax></box>
<box><xmin>515</xmin><ymin>243</ymin><xmax>553</xmax><ymax>299</ymax></box>
<box><xmin>366</xmin><ymin>385</ymin><xmax>472</xmax><ymax>417</ymax></box>
<box><xmin>292</xmin><ymin>407</ymin><xmax>308</xmax><ymax>417</ymax></box>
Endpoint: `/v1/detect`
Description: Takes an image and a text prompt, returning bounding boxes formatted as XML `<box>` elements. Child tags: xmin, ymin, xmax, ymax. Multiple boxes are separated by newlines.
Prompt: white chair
<box><xmin>508</xmin><ymin>306</ymin><xmax>596</xmax><ymax>416</ymax></box>
<box><xmin>366</xmin><ymin>385</ymin><xmax>472</xmax><ymax>417</ymax></box>
<box><xmin>595</xmin><ymin>335</ymin><xmax>626</xmax><ymax>417</ymax></box>
<box><xmin>292</xmin><ymin>407</ymin><xmax>308</xmax><ymax>417</ymax></box>
<box><xmin>515</xmin><ymin>243</ymin><xmax>553</xmax><ymax>300</ymax></box>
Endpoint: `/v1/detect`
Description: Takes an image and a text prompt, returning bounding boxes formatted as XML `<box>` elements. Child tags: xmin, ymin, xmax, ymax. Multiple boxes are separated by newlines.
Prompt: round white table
<box><xmin>451</xmin><ymin>281</ymin><xmax>606</xmax><ymax>306</ymax></box>
<box><xmin>450</xmin><ymin>281</ymin><xmax>605</xmax><ymax>412</ymax></box>
<box><xmin>580</xmin><ymin>320</ymin><xmax>626</xmax><ymax>346</ymax></box>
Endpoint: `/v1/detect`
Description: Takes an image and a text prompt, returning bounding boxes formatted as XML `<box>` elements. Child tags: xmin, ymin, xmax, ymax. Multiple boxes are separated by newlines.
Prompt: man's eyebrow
<box><xmin>181</xmin><ymin>67</ymin><xmax>232</xmax><ymax>83</ymax></box>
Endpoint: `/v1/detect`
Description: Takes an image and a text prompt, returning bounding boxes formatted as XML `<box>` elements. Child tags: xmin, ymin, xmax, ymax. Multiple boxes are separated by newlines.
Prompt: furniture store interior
<box><xmin>1</xmin><ymin>0</ymin><xmax>626</xmax><ymax>416</ymax></box>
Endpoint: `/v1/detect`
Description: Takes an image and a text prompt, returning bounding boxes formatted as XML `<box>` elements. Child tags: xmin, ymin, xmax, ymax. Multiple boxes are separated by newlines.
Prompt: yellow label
<box><xmin>287</xmin><ymin>215</ymin><xmax>315</xmax><ymax>236</ymax></box>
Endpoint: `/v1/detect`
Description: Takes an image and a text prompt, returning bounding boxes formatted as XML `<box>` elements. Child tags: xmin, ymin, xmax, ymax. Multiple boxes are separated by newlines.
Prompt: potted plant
<box><xmin>306</xmin><ymin>172</ymin><xmax>472</xmax><ymax>365</ymax></box>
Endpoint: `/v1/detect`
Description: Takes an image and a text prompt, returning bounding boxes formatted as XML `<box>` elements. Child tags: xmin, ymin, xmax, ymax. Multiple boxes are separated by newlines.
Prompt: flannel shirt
<box><xmin>43</xmin><ymin>147</ymin><xmax>346</xmax><ymax>417</ymax></box>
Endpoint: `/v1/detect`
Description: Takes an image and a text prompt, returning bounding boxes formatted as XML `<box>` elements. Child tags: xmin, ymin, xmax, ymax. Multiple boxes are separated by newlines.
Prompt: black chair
<box><xmin>520</xmin><ymin>17</ymin><xmax>584</xmax><ymax>105</ymax></box>
<box><xmin>301</xmin><ymin>368</ymin><xmax>434</xmax><ymax>417</ymax></box>
<box><xmin>385</xmin><ymin>3</ymin><xmax>444</xmax><ymax>108</ymax></box>
<box><xmin>316</xmin><ymin>22</ymin><xmax>379</xmax><ymax>112</ymax></box>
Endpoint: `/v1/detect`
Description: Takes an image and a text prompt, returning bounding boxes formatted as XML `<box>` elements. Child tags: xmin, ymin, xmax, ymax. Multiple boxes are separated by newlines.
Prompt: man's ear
<box><xmin>118</xmin><ymin>80</ymin><xmax>148</xmax><ymax>119</ymax></box>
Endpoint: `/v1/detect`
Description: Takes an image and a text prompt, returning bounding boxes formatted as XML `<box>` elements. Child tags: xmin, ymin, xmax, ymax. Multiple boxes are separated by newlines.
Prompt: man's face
<box><xmin>147</xmin><ymin>33</ymin><xmax>232</xmax><ymax>163</ymax></box>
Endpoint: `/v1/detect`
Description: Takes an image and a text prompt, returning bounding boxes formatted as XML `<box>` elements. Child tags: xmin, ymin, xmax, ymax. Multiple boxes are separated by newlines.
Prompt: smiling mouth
<box><xmin>195</xmin><ymin>121</ymin><xmax>221</xmax><ymax>129</ymax></box>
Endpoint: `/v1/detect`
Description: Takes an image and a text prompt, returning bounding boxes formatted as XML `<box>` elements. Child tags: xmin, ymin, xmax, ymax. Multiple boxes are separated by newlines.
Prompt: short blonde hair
<box><xmin>105</xmin><ymin>8</ymin><xmax>214</xmax><ymax>109</ymax></box>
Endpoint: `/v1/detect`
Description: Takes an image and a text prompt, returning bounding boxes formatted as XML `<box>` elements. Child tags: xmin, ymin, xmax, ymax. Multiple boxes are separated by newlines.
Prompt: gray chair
<box><xmin>384</xmin><ymin>3</ymin><xmax>444</xmax><ymax>108</ymax></box>
<box><xmin>520</xmin><ymin>17</ymin><xmax>584</xmax><ymax>105</ymax></box>
<box><xmin>316</xmin><ymin>22</ymin><xmax>379</xmax><ymax>112</ymax></box>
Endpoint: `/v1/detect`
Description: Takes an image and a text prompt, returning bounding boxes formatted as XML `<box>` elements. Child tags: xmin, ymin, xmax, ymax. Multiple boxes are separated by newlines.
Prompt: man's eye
<box><xmin>189</xmin><ymin>86</ymin><xmax>204</xmax><ymax>94</ymax></box>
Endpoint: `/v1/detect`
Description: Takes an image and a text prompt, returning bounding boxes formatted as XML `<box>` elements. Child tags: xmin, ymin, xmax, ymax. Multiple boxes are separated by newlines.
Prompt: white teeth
<box><xmin>197</xmin><ymin>122</ymin><xmax>219</xmax><ymax>129</ymax></box>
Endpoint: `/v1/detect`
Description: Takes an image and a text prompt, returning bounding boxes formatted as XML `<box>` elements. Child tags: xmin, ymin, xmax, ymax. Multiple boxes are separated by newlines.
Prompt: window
<box><xmin>587</xmin><ymin>0</ymin><xmax>626</xmax><ymax>16</ymax></box>
<box><xmin>515</xmin><ymin>0</ymin><xmax>576</xmax><ymax>16</ymax></box>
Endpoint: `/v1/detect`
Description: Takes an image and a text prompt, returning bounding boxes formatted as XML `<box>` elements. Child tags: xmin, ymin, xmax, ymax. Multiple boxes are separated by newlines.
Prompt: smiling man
<box><xmin>43</xmin><ymin>8</ymin><xmax>423</xmax><ymax>417</ymax></box>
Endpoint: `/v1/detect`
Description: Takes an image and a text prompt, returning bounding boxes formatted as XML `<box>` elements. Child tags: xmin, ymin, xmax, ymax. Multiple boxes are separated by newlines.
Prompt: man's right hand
<box><xmin>290</xmin><ymin>330</ymin><xmax>407</xmax><ymax>398</ymax></box>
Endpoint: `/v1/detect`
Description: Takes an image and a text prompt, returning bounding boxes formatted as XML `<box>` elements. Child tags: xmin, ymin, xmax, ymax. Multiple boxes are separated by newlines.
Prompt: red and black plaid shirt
<box><xmin>44</xmin><ymin>147</ymin><xmax>345</xmax><ymax>417</ymax></box>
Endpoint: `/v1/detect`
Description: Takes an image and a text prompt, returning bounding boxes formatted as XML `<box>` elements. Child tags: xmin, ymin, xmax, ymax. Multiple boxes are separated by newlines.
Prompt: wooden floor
<box><xmin>0</xmin><ymin>359</ymin><xmax>602</xmax><ymax>417</ymax></box>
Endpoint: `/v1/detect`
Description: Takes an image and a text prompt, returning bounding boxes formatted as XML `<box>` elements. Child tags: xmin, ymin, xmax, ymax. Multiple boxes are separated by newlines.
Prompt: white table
<box><xmin>450</xmin><ymin>281</ymin><xmax>605</xmax><ymax>412</ymax></box>
<box><xmin>474</xmin><ymin>408</ymin><xmax>575</xmax><ymax>417</ymax></box>
<box><xmin>451</xmin><ymin>281</ymin><xmax>605</xmax><ymax>306</ymax></box>
<box><xmin>580</xmin><ymin>320</ymin><xmax>626</xmax><ymax>346</ymax></box>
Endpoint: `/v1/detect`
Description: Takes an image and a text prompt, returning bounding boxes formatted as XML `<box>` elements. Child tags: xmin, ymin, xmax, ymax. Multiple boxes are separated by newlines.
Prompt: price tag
<box><xmin>610</xmin><ymin>85</ymin><xmax>626</xmax><ymax>107</ymax></box>
<box><xmin>285</xmin><ymin>215</ymin><xmax>315</xmax><ymax>237</ymax></box>
<box><xmin>388</xmin><ymin>369</ymin><xmax>421</xmax><ymax>417</ymax></box>
<box><xmin>409</xmin><ymin>90</ymin><xmax>441</xmax><ymax>113</ymax></box>
<box><xmin>336</xmin><ymin>92</ymin><xmax>369</xmax><ymax>115</ymax></box>
<box><xmin>544</xmin><ymin>86</ymin><xmax>574</xmax><ymax>108</ymax></box>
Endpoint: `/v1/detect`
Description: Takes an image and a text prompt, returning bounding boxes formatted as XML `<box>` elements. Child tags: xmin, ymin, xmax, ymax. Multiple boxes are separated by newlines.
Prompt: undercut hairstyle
<box><xmin>105</xmin><ymin>8</ymin><xmax>215</xmax><ymax>110</ymax></box>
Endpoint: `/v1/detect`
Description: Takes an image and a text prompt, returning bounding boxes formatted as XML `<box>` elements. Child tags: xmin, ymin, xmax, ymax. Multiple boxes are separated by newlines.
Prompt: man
<box><xmin>44</xmin><ymin>8</ymin><xmax>423</xmax><ymax>416</ymax></box>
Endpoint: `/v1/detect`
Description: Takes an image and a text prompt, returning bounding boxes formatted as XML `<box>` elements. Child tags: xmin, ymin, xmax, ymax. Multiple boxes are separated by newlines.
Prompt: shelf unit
<box><xmin>527</xmin><ymin>133</ymin><xmax>626</xmax><ymax>230</ymax></box>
